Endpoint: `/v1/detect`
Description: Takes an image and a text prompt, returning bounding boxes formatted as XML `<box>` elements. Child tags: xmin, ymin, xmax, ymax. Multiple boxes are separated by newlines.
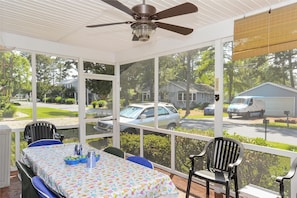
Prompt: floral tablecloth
<box><xmin>22</xmin><ymin>143</ymin><xmax>179</xmax><ymax>198</ymax></box>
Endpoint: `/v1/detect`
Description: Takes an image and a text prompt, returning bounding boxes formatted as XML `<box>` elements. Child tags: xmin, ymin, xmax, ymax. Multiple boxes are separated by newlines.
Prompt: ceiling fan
<box><xmin>86</xmin><ymin>0</ymin><xmax>198</xmax><ymax>42</ymax></box>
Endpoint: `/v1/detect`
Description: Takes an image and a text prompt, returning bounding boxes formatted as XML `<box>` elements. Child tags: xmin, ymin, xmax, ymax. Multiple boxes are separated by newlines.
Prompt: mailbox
<box><xmin>284</xmin><ymin>111</ymin><xmax>290</xmax><ymax>115</ymax></box>
<box><xmin>263</xmin><ymin>118</ymin><xmax>269</xmax><ymax>124</ymax></box>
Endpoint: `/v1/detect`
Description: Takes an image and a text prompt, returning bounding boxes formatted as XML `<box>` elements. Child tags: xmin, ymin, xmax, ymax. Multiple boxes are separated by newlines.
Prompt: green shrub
<box><xmin>65</xmin><ymin>98</ymin><xmax>75</xmax><ymax>104</ymax></box>
<box><xmin>55</xmin><ymin>96</ymin><xmax>62</xmax><ymax>103</ymax></box>
<box><xmin>43</xmin><ymin>97</ymin><xmax>53</xmax><ymax>103</ymax></box>
<box><xmin>143</xmin><ymin>134</ymin><xmax>171</xmax><ymax>167</ymax></box>
<box><xmin>120</xmin><ymin>133</ymin><xmax>140</xmax><ymax>156</ymax></box>
<box><xmin>2</xmin><ymin>104</ymin><xmax>17</xmax><ymax>117</ymax></box>
<box><xmin>98</xmin><ymin>100</ymin><xmax>107</xmax><ymax>108</ymax></box>
<box><xmin>120</xmin><ymin>99</ymin><xmax>125</xmax><ymax>108</ymax></box>
<box><xmin>91</xmin><ymin>101</ymin><xmax>98</xmax><ymax>108</ymax></box>
<box><xmin>287</xmin><ymin>145</ymin><xmax>297</xmax><ymax>152</ymax></box>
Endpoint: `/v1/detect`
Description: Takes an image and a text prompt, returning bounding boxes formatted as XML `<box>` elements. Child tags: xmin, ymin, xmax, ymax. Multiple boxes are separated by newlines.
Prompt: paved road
<box><xmin>5</xmin><ymin>102</ymin><xmax>297</xmax><ymax>145</ymax></box>
<box><xmin>181</xmin><ymin>118</ymin><xmax>297</xmax><ymax>145</ymax></box>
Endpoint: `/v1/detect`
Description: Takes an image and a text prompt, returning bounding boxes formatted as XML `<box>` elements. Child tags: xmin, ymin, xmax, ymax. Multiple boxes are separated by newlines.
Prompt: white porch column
<box><xmin>78</xmin><ymin>57</ymin><xmax>86</xmax><ymax>143</ymax></box>
<box><xmin>31</xmin><ymin>53</ymin><xmax>37</xmax><ymax>121</ymax></box>
<box><xmin>214</xmin><ymin>39</ymin><xmax>224</xmax><ymax>137</ymax></box>
<box><xmin>113</xmin><ymin>62</ymin><xmax>120</xmax><ymax>148</ymax></box>
<box><xmin>0</xmin><ymin>125</ymin><xmax>11</xmax><ymax>187</ymax></box>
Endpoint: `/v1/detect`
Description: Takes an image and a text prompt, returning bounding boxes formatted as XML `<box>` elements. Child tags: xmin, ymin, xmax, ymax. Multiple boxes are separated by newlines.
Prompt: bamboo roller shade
<box><xmin>233</xmin><ymin>3</ymin><xmax>297</xmax><ymax>60</ymax></box>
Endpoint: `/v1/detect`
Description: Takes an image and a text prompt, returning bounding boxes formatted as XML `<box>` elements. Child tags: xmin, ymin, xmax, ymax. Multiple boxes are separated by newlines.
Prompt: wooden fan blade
<box><xmin>155</xmin><ymin>22</ymin><xmax>193</xmax><ymax>35</ymax></box>
<box><xmin>86</xmin><ymin>21</ymin><xmax>133</xmax><ymax>28</ymax></box>
<box><xmin>102</xmin><ymin>0</ymin><xmax>135</xmax><ymax>17</ymax></box>
<box><xmin>150</xmin><ymin>2</ymin><xmax>198</xmax><ymax>20</ymax></box>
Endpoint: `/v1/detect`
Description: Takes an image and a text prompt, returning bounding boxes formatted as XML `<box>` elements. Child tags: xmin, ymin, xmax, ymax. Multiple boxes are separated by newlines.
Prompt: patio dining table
<box><xmin>21</xmin><ymin>143</ymin><xmax>179</xmax><ymax>198</ymax></box>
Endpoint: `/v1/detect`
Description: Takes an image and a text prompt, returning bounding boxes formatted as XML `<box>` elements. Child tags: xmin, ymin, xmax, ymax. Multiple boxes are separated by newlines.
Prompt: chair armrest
<box><xmin>24</xmin><ymin>135</ymin><xmax>32</xmax><ymax>145</ymax></box>
<box><xmin>228</xmin><ymin>155</ymin><xmax>244</xmax><ymax>169</ymax></box>
<box><xmin>275</xmin><ymin>158</ymin><xmax>297</xmax><ymax>198</ymax></box>
<box><xmin>189</xmin><ymin>147</ymin><xmax>208</xmax><ymax>170</ymax></box>
<box><xmin>54</xmin><ymin>133</ymin><xmax>64</xmax><ymax>142</ymax></box>
<box><xmin>227</xmin><ymin>154</ymin><xmax>244</xmax><ymax>178</ymax></box>
<box><xmin>276</xmin><ymin>158</ymin><xmax>297</xmax><ymax>182</ymax></box>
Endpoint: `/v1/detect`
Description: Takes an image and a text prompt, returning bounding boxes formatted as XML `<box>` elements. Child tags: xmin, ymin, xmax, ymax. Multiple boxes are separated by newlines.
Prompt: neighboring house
<box><xmin>59</xmin><ymin>78</ymin><xmax>78</xmax><ymax>90</ymax></box>
<box><xmin>159</xmin><ymin>81</ymin><xmax>214</xmax><ymax>109</ymax></box>
<box><xmin>58</xmin><ymin>78</ymin><xmax>96</xmax><ymax>105</ymax></box>
<box><xmin>238</xmin><ymin>82</ymin><xmax>297</xmax><ymax>117</ymax></box>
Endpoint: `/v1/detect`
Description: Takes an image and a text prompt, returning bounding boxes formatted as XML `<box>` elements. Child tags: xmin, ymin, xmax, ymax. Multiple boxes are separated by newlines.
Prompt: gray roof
<box><xmin>169</xmin><ymin>81</ymin><xmax>214</xmax><ymax>93</ymax></box>
<box><xmin>239</xmin><ymin>82</ymin><xmax>297</xmax><ymax>95</ymax></box>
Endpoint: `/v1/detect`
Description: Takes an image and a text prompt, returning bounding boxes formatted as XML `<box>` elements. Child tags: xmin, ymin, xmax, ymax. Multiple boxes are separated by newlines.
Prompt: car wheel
<box><xmin>228</xmin><ymin>114</ymin><xmax>232</xmax><ymax>119</ymax></box>
<box><xmin>246</xmin><ymin>112</ymin><xmax>250</xmax><ymax>119</ymax></box>
<box><xmin>167</xmin><ymin>123</ymin><xmax>176</xmax><ymax>130</ymax></box>
<box><xmin>123</xmin><ymin>128</ymin><xmax>137</xmax><ymax>134</ymax></box>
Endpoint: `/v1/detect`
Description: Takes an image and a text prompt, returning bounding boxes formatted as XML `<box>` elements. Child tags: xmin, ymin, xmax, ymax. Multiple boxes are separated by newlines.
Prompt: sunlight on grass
<box><xmin>16</xmin><ymin>106</ymin><xmax>78</xmax><ymax>119</ymax></box>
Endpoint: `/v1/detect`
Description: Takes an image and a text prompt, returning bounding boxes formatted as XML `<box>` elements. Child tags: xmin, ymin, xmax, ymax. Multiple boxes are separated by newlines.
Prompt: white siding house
<box><xmin>159</xmin><ymin>81</ymin><xmax>214</xmax><ymax>109</ymax></box>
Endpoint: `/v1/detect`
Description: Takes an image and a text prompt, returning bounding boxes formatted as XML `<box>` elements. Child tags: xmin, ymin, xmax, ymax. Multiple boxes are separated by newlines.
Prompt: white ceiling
<box><xmin>0</xmin><ymin>0</ymin><xmax>296</xmax><ymax>55</ymax></box>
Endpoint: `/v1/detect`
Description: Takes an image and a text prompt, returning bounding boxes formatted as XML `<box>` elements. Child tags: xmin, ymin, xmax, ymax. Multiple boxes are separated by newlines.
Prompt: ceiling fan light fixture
<box><xmin>132</xmin><ymin>23</ymin><xmax>156</xmax><ymax>42</ymax></box>
<box><xmin>90</xmin><ymin>1</ymin><xmax>198</xmax><ymax>41</ymax></box>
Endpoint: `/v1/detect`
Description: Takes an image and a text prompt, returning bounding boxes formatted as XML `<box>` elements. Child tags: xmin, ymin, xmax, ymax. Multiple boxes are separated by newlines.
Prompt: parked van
<box><xmin>227</xmin><ymin>96</ymin><xmax>265</xmax><ymax>119</ymax></box>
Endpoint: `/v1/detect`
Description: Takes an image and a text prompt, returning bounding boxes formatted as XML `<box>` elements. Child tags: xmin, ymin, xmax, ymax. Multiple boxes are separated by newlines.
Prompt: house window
<box><xmin>143</xmin><ymin>93</ymin><xmax>150</xmax><ymax>101</ymax></box>
<box><xmin>192</xmin><ymin>93</ymin><xmax>196</xmax><ymax>101</ymax></box>
<box><xmin>178</xmin><ymin>91</ymin><xmax>184</xmax><ymax>101</ymax></box>
<box><xmin>178</xmin><ymin>92</ymin><xmax>196</xmax><ymax>101</ymax></box>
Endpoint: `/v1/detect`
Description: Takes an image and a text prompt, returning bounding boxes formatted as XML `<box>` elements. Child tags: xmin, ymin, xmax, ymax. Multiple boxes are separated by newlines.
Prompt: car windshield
<box><xmin>231</xmin><ymin>98</ymin><xmax>248</xmax><ymax>104</ymax></box>
<box><xmin>120</xmin><ymin>106</ymin><xmax>143</xmax><ymax>119</ymax></box>
<box><xmin>165</xmin><ymin>105</ymin><xmax>178</xmax><ymax>113</ymax></box>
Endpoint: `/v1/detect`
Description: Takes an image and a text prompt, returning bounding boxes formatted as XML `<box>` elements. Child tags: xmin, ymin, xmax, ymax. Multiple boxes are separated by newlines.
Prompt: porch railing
<box><xmin>8</xmin><ymin>123</ymin><xmax>297</xmax><ymax>198</ymax></box>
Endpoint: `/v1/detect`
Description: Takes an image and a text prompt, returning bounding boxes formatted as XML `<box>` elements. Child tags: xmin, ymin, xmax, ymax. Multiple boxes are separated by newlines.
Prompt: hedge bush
<box><xmin>65</xmin><ymin>98</ymin><xmax>75</xmax><ymax>104</ymax></box>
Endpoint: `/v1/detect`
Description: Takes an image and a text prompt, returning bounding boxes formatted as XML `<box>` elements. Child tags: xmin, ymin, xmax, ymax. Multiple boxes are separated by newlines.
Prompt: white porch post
<box><xmin>214</xmin><ymin>39</ymin><xmax>224</xmax><ymax>137</ymax></box>
<box><xmin>154</xmin><ymin>57</ymin><xmax>159</xmax><ymax>128</ymax></box>
<box><xmin>31</xmin><ymin>53</ymin><xmax>37</xmax><ymax>121</ymax></box>
<box><xmin>113</xmin><ymin>62</ymin><xmax>120</xmax><ymax>148</ymax></box>
<box><xmin>78</xmin><ymin>57</ymin><xmax>86</xmax><ymax>143</ymax></box>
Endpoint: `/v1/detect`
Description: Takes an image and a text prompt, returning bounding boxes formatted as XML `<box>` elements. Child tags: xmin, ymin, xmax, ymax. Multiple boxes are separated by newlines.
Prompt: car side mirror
<box><xmin>140</xmin><ymin>114</ymin><xmax>146</xmax><ymax>120</ymax></box>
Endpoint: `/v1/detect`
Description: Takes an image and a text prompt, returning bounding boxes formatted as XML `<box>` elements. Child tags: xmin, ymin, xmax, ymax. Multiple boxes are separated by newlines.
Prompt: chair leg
<box><xmin>234</xmin><ymin>178</ymin><xmax>239</xmax><ymax>198</ymax></box>
<box><xmin>225</xmin><ymin>182</ymin><xmax>230</xmax><ymax>198</ymax></box>
<box><xmin>186</xmin><ymin>170</ymin><xmax>193</xmax><ymax>198</ymax></box>
<box><xmin>279</xmin><ymin>182</ymin><xmax>284</xmax><ymax>198</ymax></box>
<box><xmin>206</xmin><ymin>180</ymin><xmax>209</xmax><ymax>196</ymax></box>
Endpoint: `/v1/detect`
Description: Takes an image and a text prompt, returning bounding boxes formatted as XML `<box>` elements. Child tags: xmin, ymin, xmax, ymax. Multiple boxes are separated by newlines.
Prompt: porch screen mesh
<box><xmin>233</xmin><ymin>3</ymin><xmax>297</xmax><ymax>60</ymax></box>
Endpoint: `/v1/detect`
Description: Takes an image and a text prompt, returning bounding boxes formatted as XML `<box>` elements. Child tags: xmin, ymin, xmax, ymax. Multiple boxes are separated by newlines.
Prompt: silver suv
<box><xmin>94</xmin><ymin>102</ymin><xmax>180</xmax><ymax>133</ymax></box>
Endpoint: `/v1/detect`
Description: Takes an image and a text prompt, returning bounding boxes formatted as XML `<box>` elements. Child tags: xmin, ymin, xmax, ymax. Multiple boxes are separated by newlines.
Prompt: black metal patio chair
<box><xmin>24</xmin><ymin>121</ymin><xmax>64</xmax><ymax>145</ymax></box>
<box><xmin>103</xmin><ymin>146</ymin><xmax>125</xmax><ymax>158</ymax></box>
<box><xmin>15</xmin><ymin>160</ymin><xmax>39</xmax><ymax>198</ymax></box>
<box><xmin>186</xmin><ymin>137</ymin><xmax>244</xmax><ymax>198</ymax></box>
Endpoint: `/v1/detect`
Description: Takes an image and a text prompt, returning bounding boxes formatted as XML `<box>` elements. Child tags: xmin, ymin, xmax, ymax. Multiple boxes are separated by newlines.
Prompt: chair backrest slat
<box><xmin>24</xmin><ymin>121</ymin><xmax>59</xmax><ymax>144</ymax></box>
<box><xmin>207</xmin><ymin>137</ymin><xmax>243</xmax><ymax>172</ymax></box>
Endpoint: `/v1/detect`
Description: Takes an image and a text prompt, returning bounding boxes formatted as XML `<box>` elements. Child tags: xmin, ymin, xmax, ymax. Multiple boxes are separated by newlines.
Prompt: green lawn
<box><xmin>16</xmin><ymin>106</ymin><xmax>78</xmax><ymax>119</ymax></box>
